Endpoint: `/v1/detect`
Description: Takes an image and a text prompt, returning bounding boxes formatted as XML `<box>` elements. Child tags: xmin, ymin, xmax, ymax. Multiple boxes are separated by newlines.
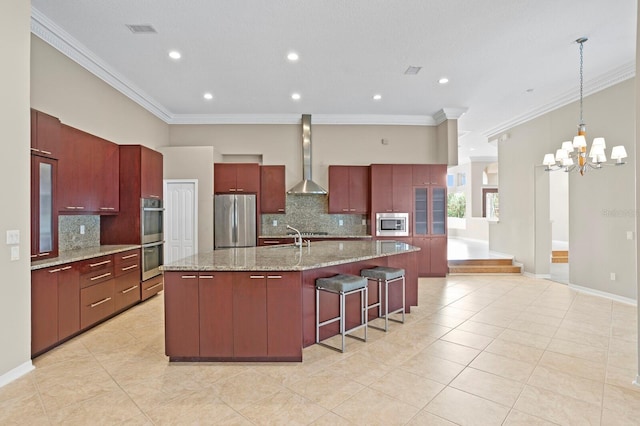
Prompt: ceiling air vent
<box><xmin>404</xmin><ymin>66</ymin><xmax>422</xmax><ymax>75</ymax></box>
<box><xmin>126</xmin><ymin>24</ymin><xmax>157</xmax><ymax>34</ymax></box>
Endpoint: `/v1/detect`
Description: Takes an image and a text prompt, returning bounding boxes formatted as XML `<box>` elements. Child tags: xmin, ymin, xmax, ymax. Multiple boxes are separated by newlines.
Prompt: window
<box><xmin>483</xmin><ymin>188</ymin><xmax>499</xmax><ymax>219</ymax></box>
<box><xmin>446</xmin><ymin>174</ymin><xmax>455</xmax><ymax>187</ymax></box>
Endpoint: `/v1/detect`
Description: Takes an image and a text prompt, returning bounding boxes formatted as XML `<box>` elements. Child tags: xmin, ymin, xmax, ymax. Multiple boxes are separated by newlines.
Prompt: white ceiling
<box><xmin>31</xmin><ymin>0</ymin><xmax>637</xmax><ymax>163</ymax></box>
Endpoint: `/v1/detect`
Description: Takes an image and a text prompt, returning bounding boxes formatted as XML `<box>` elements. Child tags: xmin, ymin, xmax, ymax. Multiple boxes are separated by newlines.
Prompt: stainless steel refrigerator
<box><xmin>214</xmin><ymin>194</ymin><xmax>257</xmax><ymax>249</ymax></box>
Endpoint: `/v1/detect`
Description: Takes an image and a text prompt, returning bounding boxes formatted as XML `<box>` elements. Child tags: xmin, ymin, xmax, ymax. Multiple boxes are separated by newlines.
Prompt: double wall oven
<box><xmin>141</xmin><ymin>198</ymin><xmax>164</xmax><ymax>281</ymax></box>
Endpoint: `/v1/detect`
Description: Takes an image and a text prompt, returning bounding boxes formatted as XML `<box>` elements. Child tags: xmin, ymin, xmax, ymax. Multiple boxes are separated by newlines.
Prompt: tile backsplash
<box><xmin>261</xmin><ymin>195</ymin><xmax>369</xmax><ymax>236</ymax></box>
<box><xmin>59</xmin><ymin>215</ymin><xmax>100</xmax><ymax>251</ymax></box>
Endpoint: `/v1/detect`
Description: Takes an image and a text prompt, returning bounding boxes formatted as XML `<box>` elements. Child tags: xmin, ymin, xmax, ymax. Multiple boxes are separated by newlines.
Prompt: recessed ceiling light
<box><xmin>291</xmin><ymin>93</ymin><xmax>301</xmax><ymax>101</ymax></box>
<box><xmin>526</xmin><ymin>88</ymin><xmax>535</xmax><ymax>93</ymax></box>
<box><xmin>287</xmin><ymin>52</ymin><xmax>299</xmax><ymax>62</ymax></box>
<box><xmin>438</xmin><ymin>77</ymin><xmax>449</xmax><ymax>84</ymax></box>
<box><xmin>373</xmin><ymin>94</ymin><xmax>382</xmax><ymax>101</ymax></box>
<box><xmin>169</xmin><ymin>50</ymin><xmax>181</xmax><ymax>60</ymax></box>
<box><xmin>203</xmin><ymin>92</ymin><xmax>213</xmax><ymax>100</ymax></box>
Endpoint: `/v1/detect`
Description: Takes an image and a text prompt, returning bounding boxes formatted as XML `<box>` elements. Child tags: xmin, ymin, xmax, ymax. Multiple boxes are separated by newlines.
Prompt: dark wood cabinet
<box><xmin>199</xmin><ymin>273</ymin><xmax>234</xmax><ymax>357</ymax></box>
<box><xmin>258</xmin><ymin>237</ymin><xmax>296</xmax><ymax>246</ymax></box>
<box><xmin>100</xmin><ymin>145</ymin><xmax>163</xmax><ymax>245</ymax></box>
<box><xmin>31</xmin><ymin>155</ymin><xmax>58</xmax><ymax>261</ymax></box>
<box><xmin>164</xmin><ymin>272</ymin><xmax>200</xmax><ymax>358</ymax></box>
<box><xmin>30</xmin><ymin>109</ymin><xmax>61</xmax><ymax>158</ymax></box>
<box><xmin>214</xmin><ymin>163</ymin><xmax>260</xmax><ymax>193</ymax></box>
<box><xmin>260</xmin><ymin>165</ymin><xmax>286</xmax><ymax>213</ymax></box>
<box><xmin>233</xmin><ymin>273</ymin><xmax>268</xmax><ymax>357</ymax></box>
<box><xmin>413</xmin><ymin>176</ymin><xmax>447</xmax><ymax>277</ymax></box>
<box><xmin>413</xmin><ymin>164</ymin><xmax>447</xmax><ymax>186</ymax></box>
<box><xmin>78</xmin><ymin>255</ymin><xmax>116</xmax><ymax>329</ymax></box>
<box><xmin>114</xmin><ymin>249</ymin><xmax>141</xmax><ymax>312</ymax></box>
<box><xmin>328</xmin><ymin>166</ymin><xmax>369</xmax><ymax>214</ymax></box>
<box><xmin>370</xmin><ymin>164</ymin><xmax>412</xmax><ymax>214</ymax></box>
<box><xmin>58</xmin><ymin>125</ymin><xmax>119</xmax><ymax>214</ymax></box>
<box><xmin>266</xmin><ymin>273</ymin><xmax>302</xmax><ymax>358</ymax></box>
<box><xmin>141</xmin><ymin>274</ymin><xmax>164</xmax><ymax>301</ymax></box>
<box><xmin>31</xmin><ymin>264</ymin><xmax>79</xmax><ymax>356</ymax></box>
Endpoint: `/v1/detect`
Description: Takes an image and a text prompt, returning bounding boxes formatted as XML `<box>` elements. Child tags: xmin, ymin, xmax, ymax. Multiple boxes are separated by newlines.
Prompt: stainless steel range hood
<box><xmin>287</xmin><ymin>114</ymin><xmax>327</xmax><ymax>195</ymax></box>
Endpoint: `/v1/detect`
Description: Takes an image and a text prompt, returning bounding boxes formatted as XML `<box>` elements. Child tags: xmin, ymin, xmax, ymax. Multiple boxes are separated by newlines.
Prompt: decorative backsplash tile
<box><xmin>59</xmin><ymin>215</ymin><xmax>100</xmax><ymax>251</ymax></box>
<box><xmin>261</xmin><ymin>195</ymin><xmax>369</xmax><ymax>236</ymax></box>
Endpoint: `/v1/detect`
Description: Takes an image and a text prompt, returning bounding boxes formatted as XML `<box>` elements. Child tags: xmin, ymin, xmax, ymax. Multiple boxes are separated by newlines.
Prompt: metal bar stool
<box><xmin>316</xmin><ymin>274</ymin><xmax>368</xmax><ymax>352</ymax></box>
<box><xmin>361</xmin><ymin>266</ymin><xmax>405</xmax><ymax>331</ymax></box>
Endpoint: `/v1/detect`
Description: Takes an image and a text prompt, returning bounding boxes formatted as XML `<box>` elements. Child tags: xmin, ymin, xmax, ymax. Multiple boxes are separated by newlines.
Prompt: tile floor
<box><xmin>1</xmin><ymin>274</ymin><xmax>639</xmax><ymax>425</ymax></box>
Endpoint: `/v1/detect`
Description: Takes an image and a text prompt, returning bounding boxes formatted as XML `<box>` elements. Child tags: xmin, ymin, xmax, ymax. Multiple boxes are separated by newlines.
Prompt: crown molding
<box><xmin>434</xmin><ymin>107</ymin><xmax>468</xmax><ymax>124</ymax></box>
<box><xmin>485</xmin><ymin>61</ymin><xmax>635</xmax><ymax>139</ymax></box>
<box><xmin>31</xmin><ymin>7</ymin><xmax>174</xmax><ymax>123</ymax></box>
<box><xmin>169</xmin><ymin>113</ymin><xmax>437</xmax><ymax>126</ymax></box>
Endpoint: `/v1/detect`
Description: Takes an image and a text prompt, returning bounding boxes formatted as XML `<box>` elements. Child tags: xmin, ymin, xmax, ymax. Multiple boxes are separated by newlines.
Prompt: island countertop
<box><xmin>160</xmin><ymin>240</ymin><xmax>419</xmax><ymax>272</ymax></box>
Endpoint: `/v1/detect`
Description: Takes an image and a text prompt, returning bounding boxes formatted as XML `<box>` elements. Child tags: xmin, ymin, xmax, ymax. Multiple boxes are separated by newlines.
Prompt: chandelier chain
<box><xmin>579</xmin><ymin>39</ymin><xmax>584</xmax><ymax>125</ymax></box>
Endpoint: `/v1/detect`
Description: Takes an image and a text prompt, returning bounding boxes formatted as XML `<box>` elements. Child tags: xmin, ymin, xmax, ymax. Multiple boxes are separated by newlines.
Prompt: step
<box><xmin>551</xmin><ymin>250</ymin><xmax>569</xmax><ymax>264</ymax></box>
<box><xmin>552</xmin><ymin>250</ymin><xmax>569</xmax><ymax>256</ymax></box>
<box><xmin>448</xmin><ymin>264</ymin><xmax>522</xmax><ymax>274</ymax></box>
<box><xmin>448</xmin><ymin>259</ymin><xmax>514</xmax><ymax>266</ymax></box>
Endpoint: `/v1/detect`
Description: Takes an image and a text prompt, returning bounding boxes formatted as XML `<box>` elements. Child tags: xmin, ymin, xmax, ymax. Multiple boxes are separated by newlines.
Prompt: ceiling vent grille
<box><xmin>126</xmin><ymin>24</ymin><xmax>157</xmax><ymax>34</ymax></box>
<box><xmin>404</xmin><ymin>66</ymin><xmax>422</xmax><ymax>75</ymax></box>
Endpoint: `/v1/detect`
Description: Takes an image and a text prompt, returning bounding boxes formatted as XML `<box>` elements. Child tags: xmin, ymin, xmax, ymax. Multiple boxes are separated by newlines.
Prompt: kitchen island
<box><xmin>161</xmin><ymin>240</ymin><xmax>419</xmax><ymax>362</ymax></box>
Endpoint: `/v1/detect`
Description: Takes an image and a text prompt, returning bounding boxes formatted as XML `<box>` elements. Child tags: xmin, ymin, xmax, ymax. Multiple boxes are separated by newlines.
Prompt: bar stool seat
<box><xmin>361</xmin><ymin>266</ymin><xmax>405</xmax><ymax>331</ymax></box>
<box><xmin>316</xmin><ymin>274</ymin><xmax>368</xmax><ymax>352</ymax></box>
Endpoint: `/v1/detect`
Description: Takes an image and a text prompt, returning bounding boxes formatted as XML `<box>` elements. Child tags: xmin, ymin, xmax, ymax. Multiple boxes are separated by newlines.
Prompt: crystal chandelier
<box><xmin>542</xmin><ymin>37</ymin><xmax>627</xmax><ymax>175</ymax></box>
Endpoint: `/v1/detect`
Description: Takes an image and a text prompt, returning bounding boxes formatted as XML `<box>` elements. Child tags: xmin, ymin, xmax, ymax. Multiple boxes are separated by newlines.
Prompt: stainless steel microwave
<box><xmin>376</xmin><ymin>212</ymin><xmax>409</xmax><ymax>237</ymax></box>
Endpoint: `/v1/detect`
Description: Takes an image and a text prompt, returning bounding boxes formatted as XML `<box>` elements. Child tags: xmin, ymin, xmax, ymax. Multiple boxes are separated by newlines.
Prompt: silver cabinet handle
<box><xmin>181</xmin><ymin>275</ymin><xmax>197</xmax><ymax>279</ymax></box>
<box><xmin>40</xmin><ymin>150</ymin><xmax>52</xmax><ymax>155</ymax></box>
<box><xmin>262</xmin><ymin>240</ymin><xmax>281</xmax><ymax>244</ymax></box>
<box><xmin>267</xmin><ymin>275</ymin><xmax>282</xmax><ymax>279</ymax></box>
<box><xmin>149</xmin><ymin>195</ymin><xmax>160</xmax><ymax>198</ymax></box>
<box><xmin>278</xmin><ymin>209</ymin><xmax>285</xmax><ymax>212</ymax></box>
<box><xmin>99</xmin><ymin>207</ymin><xmax>116</xmax><ymax>210</ymax></box>
<box><xmin>200</xmin><ymin>275</ymin><xmax>214</xmax><ymax>279</ymax></box>
<box><xmin>121</xmin><ymin>253</ymin><xmax>138</xmax><ymax>260</ymax></box>
<box><xmin>89</xmin><ymin>260</ymin><xmax>112</xmax><ymax>267</ymax></box>
<box><xmin>49</xmin><ymin>268</ymin><xmax>61</xmax><ymax>273</ymax></box>
<box><xmin>38</xmin><ymin>252</ymin><xmax>50</xmax><ymax>257</ymax></box>
<box><xmin>31</xmin><ymin>148</ymin><xmax>40</xmax><ymax>152</ymax></box>
<box><xmin>250</xmin><ymin>275</ymin><xmax>265</xmax><ymax>279</ymax></box>
<box><xmin>122</xmin><ymin>285</ymin><xmax>138</xmax><ymax>294</ymax></box>
<box><xmin>90</xmin><ymin>272</ymin><xmax>112</xmax><ymax>281</ymax></box>
<box><xmin>60</xmin><ymin>266</ymin><xmax>72</xmax><ymax>271</ymax></box>
<box><xmin>121</xmin><ymin>264</ymin><xmax>138</xmax><ymax>271</ymax></box>
<box><xmin>90</xmin><ymin>297</ymin><xmax>111</xmax><ymax>308</ymax></box>
<box><xmin>146</xmin><ymin>283</ymin><xmax>163</xmax><ymax>291</ymax></box>
<box><xmin>236</xmin><ymin>188</ymin><xmax>244</xmax><ymax>192</ymax></box>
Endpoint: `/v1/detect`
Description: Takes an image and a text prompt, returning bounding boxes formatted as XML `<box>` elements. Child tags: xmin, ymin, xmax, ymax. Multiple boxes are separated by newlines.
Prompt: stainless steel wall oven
<box><xmin>141</xmin><ymin>198</ymin><xmax>164</xmax><ymax>280</ymax></box>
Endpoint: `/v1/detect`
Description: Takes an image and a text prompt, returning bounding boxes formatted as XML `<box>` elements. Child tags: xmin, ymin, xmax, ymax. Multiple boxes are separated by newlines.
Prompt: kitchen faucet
<box><xmin>286</xmin><ymin>225</ymin><xmax>303</xmax><ymax>247</ymax></box>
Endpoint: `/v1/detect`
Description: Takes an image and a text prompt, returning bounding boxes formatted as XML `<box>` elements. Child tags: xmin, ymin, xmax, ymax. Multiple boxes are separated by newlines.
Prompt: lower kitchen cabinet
<box><xmin>114</xmin><ymin>272</ymin><xmax>141</xmax><ymax>312</ymax></box>
<box><xmin>412</xmin><ymin>237</ymin><xmax>447</xmax><ymax>277</ymax></box>
<box><xmin>141</xmin><ymin>274</ymin><xmax>164</xmax><ymax>300</ymax></box>
<box><xmin>199</xmin><ymin>273</ymin><xmax>234</xmax><ymax>357</ymax></box>
<box><xmin>31</xmin><ymin>264</ymin><xmax>79</xmax><ymax>356</ymax></box>
<box><xmin>164</xmin><ymin>273</ymin><xmax>200</xmax><ymax>357</ymax></box>
<box><xmin>233</xmin><ymin>273</ymin><xmax>268</xmax><ymax>357</ymax></box>
<box><xmin>266</xmin><ymin>273</ymin><xmax>302</xmax><ymax>358</ymax></box>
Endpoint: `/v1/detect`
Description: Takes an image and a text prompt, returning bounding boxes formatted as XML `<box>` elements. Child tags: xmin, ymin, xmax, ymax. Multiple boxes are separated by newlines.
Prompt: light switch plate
<box><xmin>10</xmin><ymin>246</ymin><xmax>19</xmax><ymax>261</ymax></box>
<box><xmin>6</xmin><ymin>230</ymin><xmax>19</xmax><ymax>245</ymax></box>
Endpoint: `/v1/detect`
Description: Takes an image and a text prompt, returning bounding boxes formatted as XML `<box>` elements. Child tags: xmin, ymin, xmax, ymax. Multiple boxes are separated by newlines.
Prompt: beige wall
<box><xmin>30</xmin><ymin>35</ymin><xmax>169</xmax><ymax>149</ymax></box>
<box><xmin>491</xmin><ymin>78</ymin><xmax>636</xmax><ymax>300</ymax></box>
<box><xmin>0</xmin><ymin>0</ymin><xmax>32</xmax><ymax>382</ymax></box>
<box><xmin>159</xmin><ymin>146</ymin><xmax>215</xmax><ymax>253</ymax></box>
<box><xmin>169</xmin><ymin>123</ymin><xmax>439</xmax><ymax>190</ymax></box>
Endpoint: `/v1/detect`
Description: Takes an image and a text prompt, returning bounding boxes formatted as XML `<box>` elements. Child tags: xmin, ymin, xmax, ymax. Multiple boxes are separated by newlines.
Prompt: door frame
<box><xmin>163</xmin><ymin>179</ymin><xmax>199</xmax><ymax>262</ymax></box>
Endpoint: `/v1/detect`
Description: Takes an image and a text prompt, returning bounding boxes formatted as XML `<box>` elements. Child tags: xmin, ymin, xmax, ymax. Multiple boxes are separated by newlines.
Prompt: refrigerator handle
<box><xmin>233</xmin><ymin>196</ymin><xmax>238</xmax><ymax>244</ymax></box>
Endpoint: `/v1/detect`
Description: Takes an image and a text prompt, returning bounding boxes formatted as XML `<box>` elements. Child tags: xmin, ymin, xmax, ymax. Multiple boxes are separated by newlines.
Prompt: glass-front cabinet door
<box><xmin>432</xmin><ymin>187</ymin><xmax>446</xmax><ymax>235</ymax></box>
<box><xmin>31</xmin><ymin>155</ymin><xmax>58</xmax><ymax>260</ymax></box>
<box><xmin>414</xmin><ymin>188</ymin><xmax>428</xmax><ymax>235</ymax></box>
<box><xmin>414</xmin><ymin>186</ymin><xmax>446</xmax><ymax>235</ymax></box>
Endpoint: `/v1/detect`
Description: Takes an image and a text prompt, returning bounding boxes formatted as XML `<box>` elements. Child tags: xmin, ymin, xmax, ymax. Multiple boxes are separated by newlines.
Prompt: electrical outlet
<box><xmin>80</xmin><ymin>225</ymin><xmax>86</xmax><ymax>235</ymax></box>
<box><xmin>338</xmin><ymin>219</ymin><xmax>344</xmax><ymax>226</ymax></box>
<box><xmin>10</xmin><ymin>246</ymin><xmax>19</xmax><ymax>261</ymax></box>
<box><xmin>361</xmin><ymin>219</ymin><xmax>366</xmax><ymax>225</ymax></box>
<box><xmin>272</xmin><ymin>220</ymin><xmax>278</xmax><ymax>227</ymax></box>
<box><xmin>610</xmin><ymin>272</ymin><xmax>616</xmax><ymax>281</ymax></box>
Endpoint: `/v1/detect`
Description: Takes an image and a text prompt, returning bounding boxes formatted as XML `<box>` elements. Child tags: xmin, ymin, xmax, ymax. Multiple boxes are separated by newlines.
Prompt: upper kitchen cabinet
<box><xmin>412</xmin><ymin>164</ymin><xmax>447</xmax><ymax>186</ymax></box>
<box><xmin>370</xmin><ymin>164</ymin><xmax>412</xmax><ymax>214</ymax></box>
<box><xmin>58</xmin><ymin>125</ymin><xmax>119</xmax><ymax>214</ymax></box>
<box><xmin>100</xmin><ymin>145</ymin><xmax>164</xmax><ymax>245</ymax></box>
<box><xmin>214</xmin><ymin>163</ymin><xmax>260</xmax><ymax>194</ymax></box>
<box><xmin>328</xmin><ymin>165</ymin><xmax>369</xmax><ymax>214</ymax></box>
<box><xmin>31</xmin><ymin>155</ymin><xmax>58</xmax><ymax>260</ymax></box>
<box><xmin>260</xmin><ymin>165</ymin><xmax>286</xmax><ymax>213</ymax></box>
<box><xmin>30</xmin><ymin>109</ymin><xmax>61</xmax><ymax>158</ymax></box>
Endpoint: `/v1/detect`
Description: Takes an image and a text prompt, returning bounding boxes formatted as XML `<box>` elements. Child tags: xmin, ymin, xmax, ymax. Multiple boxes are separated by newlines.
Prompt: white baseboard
<box><xmin>633</xmin><ymin>376</ymin><xmax>640</xmax><ymax>388</ymax></box>
<box><xmin>523</xmin><ymin>272</ymin><xmax>550</xmax><ymax>279</ymax></box>
<box><xmin>568</xmin><ymin>283</ymin><xmax>637</xmax><ymax>306</ymax></box>
<box><xmin>0</xmin><ymin>361</ymin><xmax>34</xmax><ymax>388</ymax></box>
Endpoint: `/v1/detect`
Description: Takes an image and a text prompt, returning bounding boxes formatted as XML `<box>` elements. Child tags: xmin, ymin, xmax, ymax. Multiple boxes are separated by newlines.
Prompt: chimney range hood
<box><xmin>287</xmin><ymin>114</ymin><xmax>327</xmax><ymax>195</ymax></box>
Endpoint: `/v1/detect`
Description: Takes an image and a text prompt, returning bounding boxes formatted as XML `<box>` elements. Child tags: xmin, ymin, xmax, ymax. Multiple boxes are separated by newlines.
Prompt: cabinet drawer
<box><xmin>141</xmin><ymin>275</ymin><xmax>164</xmax><ymax>301</ymax></box>
<box><xmin>114</xmin><ymin>249</ymin><xmax>141</xmax><ymax>278</ymax></box>
<box><xmin>78</xmin><ymin>255</ymin><xmax>114</xmax><ymax>288</ymax></box>
<box><xmin>114</xmin><ymin>272</ymin><xmax>140</xmax><ymax>311</ymax></box>
<box><xmin>80</xmin><ymin>279</ymin><xmax>115</xmax><ymax>329</ymax></box>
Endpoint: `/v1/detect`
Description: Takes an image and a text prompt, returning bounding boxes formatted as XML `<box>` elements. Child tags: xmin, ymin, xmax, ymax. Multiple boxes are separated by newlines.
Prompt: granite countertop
<box><xmin>161</xmin><ymin>240</ymin><xmax>419</xmax><ymax>272</ymax></box>
<box><xmin>259</xmin><ymin>234</ymin><xmax>372</xmax><ymax>239</ymax></box>
<box><xmin>31</xmin><ymin>245</ymin><xmax>141</xmax><ymax>270</ymax></box>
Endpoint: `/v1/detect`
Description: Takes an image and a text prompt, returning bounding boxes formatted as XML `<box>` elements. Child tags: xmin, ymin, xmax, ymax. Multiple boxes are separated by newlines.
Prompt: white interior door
<box><xmin>164</xmin><ymin>179</ymin><xmax>198</xmax><ymax>264</ymax></box>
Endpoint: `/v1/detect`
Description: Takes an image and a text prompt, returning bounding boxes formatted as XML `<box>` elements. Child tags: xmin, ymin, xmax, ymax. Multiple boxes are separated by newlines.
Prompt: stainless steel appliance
<box><xmin>376</xmin><ymin>212</ymin><xmax>409</xmax><ymax>237</ymax></box>
<box><xmin>215</xmin><ymin>194</ymin><xmax>257</xmax><ymax>249</ymax></box>
<box><xmin>141</xmin><ymin>198</ymin><xmax>164</xmax><ymax>280</ymax></box>
<box><xmin>141</xmin><ymin>198</ymin><xmax>164</xmax><ymax>244</ymax></box>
